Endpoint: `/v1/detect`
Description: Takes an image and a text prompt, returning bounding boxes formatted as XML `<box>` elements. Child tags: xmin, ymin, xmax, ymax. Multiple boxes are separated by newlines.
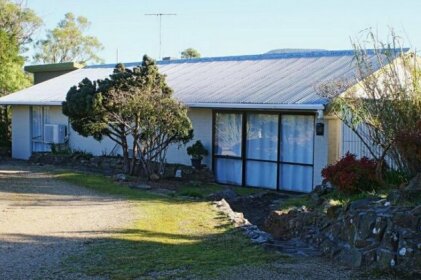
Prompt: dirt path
<box><xmin>0</xmin><ymin>162</ymin><xmax>135</xmax><ymax>280</ymax></box>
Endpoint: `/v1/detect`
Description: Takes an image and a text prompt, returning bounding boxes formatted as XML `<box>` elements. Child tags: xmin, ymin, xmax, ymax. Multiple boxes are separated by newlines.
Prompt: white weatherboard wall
<box><xmin>166</xmin><ymin>108</ymin><xmax>213</xmax><ymax>168</ymax></box>
<box><xmin>9</xmin><ymin>105</ymin><xmax>213</xmax><ymax>166</ymax></box>
<box><xmin>11</xmin><ymin>106</ymin><xmax>31</xmax><ymax>159</ymax></box>
<box><xmin>68</xmin><ymin>108</ymin><xmax>212</xmax><ymax>165</ymax></box>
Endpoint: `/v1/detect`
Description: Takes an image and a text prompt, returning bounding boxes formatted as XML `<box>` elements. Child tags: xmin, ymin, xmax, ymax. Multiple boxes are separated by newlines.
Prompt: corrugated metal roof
<box><xmin>0</xmin><ymin>50</ymin><xmax>392</xmax><ymax>108</ymax></box>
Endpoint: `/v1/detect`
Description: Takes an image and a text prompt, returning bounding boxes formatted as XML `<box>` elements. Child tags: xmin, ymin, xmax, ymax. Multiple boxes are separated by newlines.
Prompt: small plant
<box><xmin>322</xmin><ymin>152</ymin><xmax>379</xmax><ymax>194</ymax></box>
<box><xmin>187</xmin><ymin>140</ymin><xmax>208</xmax><ymax>160</ymax></box>
<box><xmin>72</xmin><ymin>150</ymin><xmax>93</xmax><ymax>160</ymax></box>
<box><xmin>51</xmin><ymin>143</ymin><xmax>72</xmax><ymax>155</ymax></box>
<box><xmin>186</xmin><ymin>140</ymin><xmax>208</xmax><ymax>169</ymax></box>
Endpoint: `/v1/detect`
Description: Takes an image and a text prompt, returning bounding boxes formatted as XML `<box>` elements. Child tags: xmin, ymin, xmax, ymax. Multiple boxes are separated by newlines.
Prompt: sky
<box><xmin>25</xmin><ymin>0</ymin><xmax>421</xmax><ymax>64</ymax></box>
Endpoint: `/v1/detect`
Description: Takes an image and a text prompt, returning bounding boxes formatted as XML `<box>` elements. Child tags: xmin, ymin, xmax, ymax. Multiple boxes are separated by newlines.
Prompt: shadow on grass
<box><xmin>0</xmin><ymin>166</ymin><xmax>280</xmax><ymax>279</ymax></box>
<box><xmin>1</xmin><ymin>227</ymin><xmax>279</xmax><ymax>280</ymax></box>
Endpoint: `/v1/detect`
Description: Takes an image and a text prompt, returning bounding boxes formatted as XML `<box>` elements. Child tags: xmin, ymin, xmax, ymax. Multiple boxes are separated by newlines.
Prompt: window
<box><xmin>213</xmin><ymin>112</ymin><xmax>315</xmax><ymax>192</ymax></box>
<box><xmin>245</xmin><ymin>114</ymin><xmax>278</xmax><ymax>189</ymax></box>
<box><xmin>279</xmin><ymin>115</ymin><xmax>314</xmax><ymax>192</ymax></box>
<box><xmin>31</xmin><ymin>106</ymin><xmax>51</xmax><ymax>152</ymax></box>
<box><xmin>214</xmin><ymin>113</ymin><xmax>243</xmax><ymax>184</ymax></box>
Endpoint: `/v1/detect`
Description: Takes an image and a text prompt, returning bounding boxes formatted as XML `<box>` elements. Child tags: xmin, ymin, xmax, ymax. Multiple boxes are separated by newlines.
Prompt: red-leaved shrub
<box><xmin>322</xmin><ymin>152</ymin><xmax>379</xmax><ymax>194</ymax></box>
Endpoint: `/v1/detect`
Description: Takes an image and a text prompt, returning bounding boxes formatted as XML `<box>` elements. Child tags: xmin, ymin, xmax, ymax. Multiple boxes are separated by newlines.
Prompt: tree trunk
<box><xmin>121</xmin><ymin>136</ymin><xmax>130</xmax><ymax>174</ymax></box>
<box><xmin>129</xmin><ymin>140</ymin><xmax>138</xmax><ymax>176</ymax></box>
<box><xmin>375</xmin><ymin>160</ymin><xmax>384</xmax><ymax>184</ymax></box>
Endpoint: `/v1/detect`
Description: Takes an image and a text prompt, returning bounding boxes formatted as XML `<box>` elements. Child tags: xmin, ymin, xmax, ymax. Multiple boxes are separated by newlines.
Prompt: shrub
<box><xmin>186</xmin><ymin>140</ymin><xmax>208</xmax><ymax>160</ymax></box>
<box><xmin>322</xmin><ymin>152</ymin><xmax>379</xmax><ymax>194</ymax></box>
<box><xmin>396</xmin><ymin>120</ymin><xmax>421</xmax><ymax>175</ymax></box>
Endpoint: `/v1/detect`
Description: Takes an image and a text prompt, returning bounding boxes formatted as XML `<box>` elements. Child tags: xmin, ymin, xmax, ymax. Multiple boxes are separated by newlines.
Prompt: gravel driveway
<box><xmin>0</xmin><ymin>162</ymin><xmax>135</xmax><ymax>280</ymax></box>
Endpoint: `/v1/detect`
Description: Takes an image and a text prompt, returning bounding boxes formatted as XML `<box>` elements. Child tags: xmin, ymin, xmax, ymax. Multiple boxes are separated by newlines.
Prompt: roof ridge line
<box><xmin>86</xmin><ymin>48</ymin><xmax>410</xmax><ymax>69</ymax></box>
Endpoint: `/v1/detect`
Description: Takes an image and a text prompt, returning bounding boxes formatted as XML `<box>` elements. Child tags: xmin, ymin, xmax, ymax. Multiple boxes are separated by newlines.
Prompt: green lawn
<box><xmin>56</xmin><ymin>172</ymin><xmax>278</xmax><ymax>279</ymax></box>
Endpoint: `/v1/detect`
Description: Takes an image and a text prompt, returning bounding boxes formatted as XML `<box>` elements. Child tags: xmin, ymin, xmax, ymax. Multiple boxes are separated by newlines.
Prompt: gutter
<box><xmin>186</xmin><ymin>102</ymin><xmax>325</xmax><ymax>110</ymax></box>
<box><xmin>0</xmin><ymin>100</ymin><xmax>325</xmax><ymax>111</ymax></box>
<box><xmin>0</xmin><ymin>101</ymin><xmax>63</xmax><ymax>106</ymax></box>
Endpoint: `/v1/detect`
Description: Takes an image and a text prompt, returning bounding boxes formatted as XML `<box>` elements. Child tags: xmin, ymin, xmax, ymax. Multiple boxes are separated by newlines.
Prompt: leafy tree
<box><xmin>181</xmin><ymin>48</ymin><xmax>201</xmax><ymax>59</ymax></box>
<box><xmin>317</xmin><ymin>30</ymin><xmax>421</xmax><ymax>179</ymax></box>
<box><xmin>34</xmin><ymin>12</ymin><xmax>104</xmax><ymax>64</ymax></box>
<box><xmin>0</xmin><ymin>30</ymin><xmax>31</xmax><ymax>147</ymax></box>
<box><xmin>63</xmin><ymin>55</ymin><xmax>192</xmax><ymax>176</ymax></box>
<box><xmin>0</xmin><ymin>0</ymin><xmax>39</xmax><ymax>150</ymax></box>
<box><xmin>0</xmin><ymin>0</ymin><xmax>42</xmax><ymax>50</ymax></box>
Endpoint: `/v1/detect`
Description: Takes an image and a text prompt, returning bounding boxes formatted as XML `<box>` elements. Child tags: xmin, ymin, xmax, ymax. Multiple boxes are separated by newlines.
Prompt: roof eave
<box><xmin>0</xmin><ymin>101</ymin><xmax>63</xmax><ymax>106</ymax></box>
<box><xmin>24</xmin><ymin>62</ymin><xmax>84</xmax><ymax>73</ymax></box>
<box><xmin>186</xmin><ymin>102</ymin><xmax>325</xmax><ymax>110</ymax></box>
<box><xmin>0</xmin><ymin>100</ymin><xmax>325</xmax><ymax>110</ymax></box>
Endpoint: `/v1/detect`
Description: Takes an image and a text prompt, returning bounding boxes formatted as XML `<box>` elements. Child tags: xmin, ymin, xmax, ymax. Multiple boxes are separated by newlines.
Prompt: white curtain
<box><xmin>246</xmin><ymin>114</ymin><xmax>278</xmax><ymax>161</ymax></box>
<box><xmin>280</xmin><ymin>164</ymin><xmax>313</xmax><ymax>192</ymax></box>
<box><xmin>32</xmin><ymin>106</ymin><xmax>51</xmax><ymax>152</ymax></box>
<box><xmin>215</xmin><ymin>113</ymin><xmax>242</xmax><ymax>157</ymax></box>
<box><xmin>281</xmin><ymin>115</ymin><xmax>314</xmax><ymax>164</ymax></box>
<box><xmin>279</xmin><ymin>115</ymin><xmax>314</xmax><ymax>192</ymax></box>
<box><xmin>246</xmin><ymin>161</ymin><xmax>277</xmax><ymax>189</ymax></box>
<box><xmin>215</xmin><ymin>158</ymin><xmax>242</xmax><ymax>185</ymax></box>
<box><xmin>245</xmin><ymin>114</ymin><xmax>278</xmax><ymax>189</ymax></box>
<box><xmin>214</xmin><ymin>113</ymin><xmax>243</xmax><ymax>185</ymax></box>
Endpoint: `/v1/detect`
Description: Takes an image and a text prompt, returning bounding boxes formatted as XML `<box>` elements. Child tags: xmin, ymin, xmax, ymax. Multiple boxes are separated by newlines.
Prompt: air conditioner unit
<box><xmin>44</xmin><ymin>124</ymin><xmax>67</xmax><ymax>144</ymax></box>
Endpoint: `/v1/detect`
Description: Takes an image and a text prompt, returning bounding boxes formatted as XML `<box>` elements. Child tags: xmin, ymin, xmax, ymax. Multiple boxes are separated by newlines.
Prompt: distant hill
<box><xmin>265</xmin><ymin>48</ymin><xmax>327</xmax><ymax>54</ymax></box>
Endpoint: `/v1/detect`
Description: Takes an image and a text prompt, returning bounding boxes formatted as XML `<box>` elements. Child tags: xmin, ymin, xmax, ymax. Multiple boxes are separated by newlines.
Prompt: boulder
<box><xmin>326</xmin><ymin>205</ymin><xmax>342</xmax><ymax>219</ymax></box>
<box><xmin>405</xmin><ymin>173</ymin><xmax>421</xmax><ymax>191</ymax></box>
<box><xmin>338</xmin><ymin>248</ymin><xmax>362</xmax><ymax>268</ymax></box>
<box><xmin>149</xmin><ymin>173</ymin><xmax>160</xmax><ymax>181</ymax></box>
<box><xmin>387</xmin><ymin>189</ymin><xmax>402</xmax><ymax>205</ymax></box>
<box><xmin>113</xmin><ymin>173</ymin><xmax>128</xmax><ymax>182</ymax></box>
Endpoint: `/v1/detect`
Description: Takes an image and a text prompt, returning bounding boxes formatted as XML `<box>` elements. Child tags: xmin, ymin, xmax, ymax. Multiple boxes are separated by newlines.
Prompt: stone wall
<box><xmin>29</xmin><ymin>152</ymin><xmax>214</xmax><ymax>182</ymax></box>
<box><xmin>264</xmin><ymin>199</ymin><xmax>421</xmax><ymax>276</ymax></box>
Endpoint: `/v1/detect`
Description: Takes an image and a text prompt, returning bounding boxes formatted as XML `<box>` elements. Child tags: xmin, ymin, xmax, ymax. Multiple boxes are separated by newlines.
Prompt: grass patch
<box><xmin>56</xmin><ymin>172</ymin><xmax>278</xmax><ymax>279</ymax></box>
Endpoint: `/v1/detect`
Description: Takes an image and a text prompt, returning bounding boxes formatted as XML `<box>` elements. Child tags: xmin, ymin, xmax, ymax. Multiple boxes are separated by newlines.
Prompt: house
<box><xmin>0</xmin><ymin>50</ymin><xmax>388</xmax><ymax>192</ymax></box>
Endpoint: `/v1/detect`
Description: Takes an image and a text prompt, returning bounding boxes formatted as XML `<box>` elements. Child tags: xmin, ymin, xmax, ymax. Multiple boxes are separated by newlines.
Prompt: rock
<box><xmin>113</xmin><ymin>173</ymin><xmax>127</xmax><ymax>182</ymax></box>
<box><xmin>393</xmin><ymin>213</ymin><xmax>416</xmax><ymax>228</ymax></box>
<box><xmin>310</xmin><ymin>192</ymin><xmax>324</xmax><ymax>205</ymax></box>
<box><xmin>149</xmin><ymin>173</ymin><xmax>160</xmax><ymax>181</ymax></box>
<box><xmin>411</xmin><ymin>205</ymin><xmax>421</xmax><ymax>216</ymax></box>
<box><xmin>362</xmin><ymin>249</ymin><xmax>377</xmax><ymax>266</ymax></box>
<box><xmin>387</xmin><ymin>189</ymin><xmax>402</xmax><ymax>205</ymax></box>
<box><xmin>355</xmin><ymin>239</ymin><xmax>374</xmax><ymax>249</ymax></box>
<box><xmin>207</xmin><ymin>189</ymin><xmax>238</xmax><ymax>201</ymax></box>
<box><xmin>130</xmin><ymin>183</ymin><xmax>152</xmax><ymax>190</ymax></box>
<box><xmin>348</xmin><ymin>198</ymin><xmax>381</xmax><ymax>211</ymax></box>
<box><xmin>338</xmin><ymin>248</ymin><xmax>362</xmax><ymax>268</ymax></box>
<box><xmin>405</xmin><ymin>173</ymin><xmax>421</xmax><ymax>191</ymax></box>
<box><xmin>376</xmin><ymin>248</ymin><xmax>396</xmax><ymax>268</ymax></box>
<box><xmin>313</xmin><ymin>181</ymin><xmax>334</xmax><ymax>195</ymax></box>
<box><xmin>326</xmin><ymin>205</ymin><xmax>342</xmax><ymax>219</ymax></box>
<box><xmin>357</xmin><ymin>212</ymin><xmax>377</xmax><ymax>239</ymax></box>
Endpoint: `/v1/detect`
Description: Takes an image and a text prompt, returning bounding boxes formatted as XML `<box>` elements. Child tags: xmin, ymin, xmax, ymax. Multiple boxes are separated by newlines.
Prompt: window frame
<box><xmin>212</xmin><ymin>110</ymin><xmax>316</xmax><ymax>191</ymax></box>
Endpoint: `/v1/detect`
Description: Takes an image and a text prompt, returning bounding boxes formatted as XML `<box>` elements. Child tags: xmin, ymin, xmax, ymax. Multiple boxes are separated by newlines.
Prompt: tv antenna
<box><xmin>145</xmin><ymin>13</ymin><xmax>177</xmax><ymax>60</ymax></box>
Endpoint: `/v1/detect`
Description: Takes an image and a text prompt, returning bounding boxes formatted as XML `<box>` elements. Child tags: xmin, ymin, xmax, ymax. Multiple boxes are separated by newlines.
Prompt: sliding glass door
<box><xmin>214</xmin><ymin>113</ymin><xmax>243</xmax><ymax>185</ymax></box>
<box><xmin>213</xmin><ymin>112</ymin><xmax>315</xmax><ymax>192</ymax></box>
<box><xmin>279</xmin><ymin>115</ymin><xmax>314</xmax><ymax>192</ymax></box>
<box><xmin>245</xmin><ymin>114</ymin><xmax>278</xmax><ymax>189</ymax></box>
